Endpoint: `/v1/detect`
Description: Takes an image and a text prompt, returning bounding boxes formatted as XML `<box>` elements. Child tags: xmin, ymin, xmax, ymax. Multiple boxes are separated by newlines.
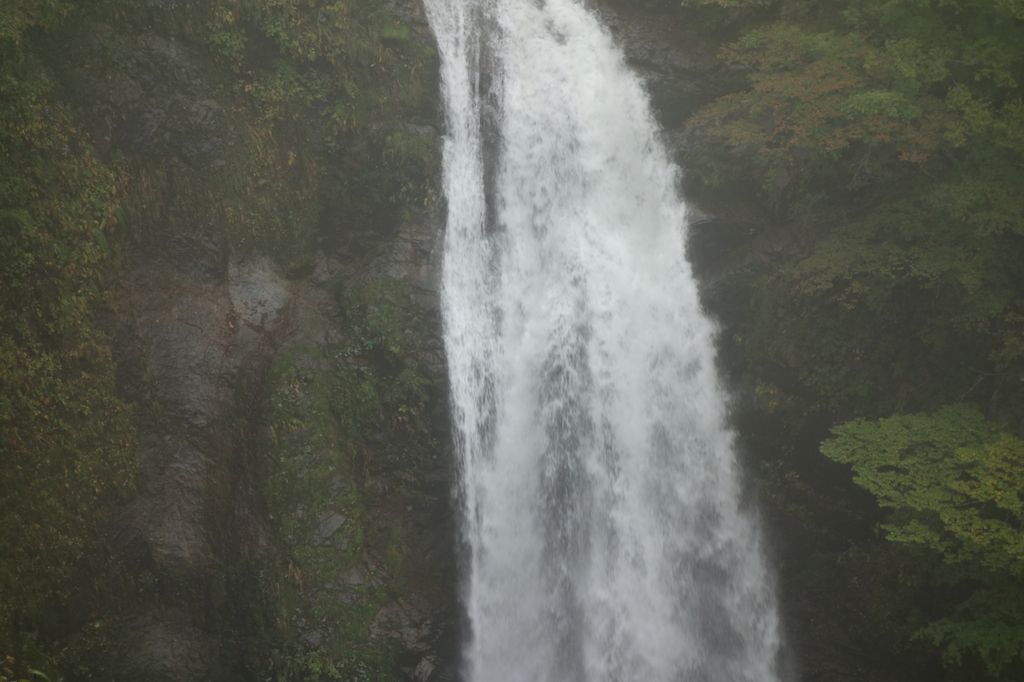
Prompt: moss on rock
<box><xmin>255</xmin><ymin>276</ymin><xmax>447</xmax><ymax>681</ymax></box>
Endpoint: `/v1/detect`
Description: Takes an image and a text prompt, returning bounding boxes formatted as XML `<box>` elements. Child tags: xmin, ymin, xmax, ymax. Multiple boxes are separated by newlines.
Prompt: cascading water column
<box><xmin>425</xmin><ymin>0</ymin><xmax>783</xmax><ymax>680</ymax></box>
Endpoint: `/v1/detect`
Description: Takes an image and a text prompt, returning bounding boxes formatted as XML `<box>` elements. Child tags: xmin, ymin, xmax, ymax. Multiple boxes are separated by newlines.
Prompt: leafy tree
<box><xmin>822</xmin><ymin>405</ymin><xmax>1024</xmax><ymax>675</ymax></box>
<box><xmin>688</xmin><ymin>0</ymin><xmax>1024</xmax><ymax>216</ymax></box>
<box><xmin>745</xmin><ymin>195</ymin><xmax>1023</xmax><ymax>420</ymax></box>
<box><xmin>687</xmin><ymin>0</ymin><xmax>1024</xmax><ymax>422</ymax></box>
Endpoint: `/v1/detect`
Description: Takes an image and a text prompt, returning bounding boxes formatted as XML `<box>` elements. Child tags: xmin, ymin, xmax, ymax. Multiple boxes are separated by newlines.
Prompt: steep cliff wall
<box><xmin>2</xmin><ymin>1</ymin><xmax>456</xmax><ymax>680</ymax></box>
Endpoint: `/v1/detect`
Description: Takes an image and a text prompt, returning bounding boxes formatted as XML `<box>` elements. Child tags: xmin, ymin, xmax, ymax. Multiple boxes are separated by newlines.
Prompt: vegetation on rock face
<box><xmin>1</xmin><ymin>2</ymin><xmax>135</xmax><ymax>675</ymax></box>
<box><xmin>193</xmin><ymin>0</ymin><xmax>438</xmax><ymax>256</ymax></box>
<box><xmin>257</xmin><ymin>278</ymin><xmax>443</xmax><ymax>681</ymax></box>
<box><xmin>79</xmin><ymin>0</ymin><xmax>437</xmax><ymax>275</ymax></box>
<box><xmin>15</xmin><ymin>0</ymin><xmax>1024</xmax><ymax>677</ymax></box>
<box><xmin>676</xmin><ymin>0</ymin><xmax>1024</xmax><ymax>676</ymax></box>
<box><xmin>685</xmin><ymin>0</ymin><xmax>1024</xmax><ymax>421</ymax></box>
<box><xmin>2</xmin><ymin>0</ymin><xmax>440</xmax><ymax>678</ymax></box>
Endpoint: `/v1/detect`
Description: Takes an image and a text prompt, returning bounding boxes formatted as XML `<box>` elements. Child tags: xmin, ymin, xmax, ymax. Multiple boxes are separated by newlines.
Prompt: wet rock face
<box><xmin>110</xmin><ymin>242</ymin><xmax>453</xmax><ymax>681</ymax></box>
<box><xmin>52</xmin><ymin>3</ymin><xmax>454</xmax><ymax>680</ymax></box>
<box><xmin>112</xmin><ymin>253</ymin><xmax>289</xmax><ymax>680</ymax></box>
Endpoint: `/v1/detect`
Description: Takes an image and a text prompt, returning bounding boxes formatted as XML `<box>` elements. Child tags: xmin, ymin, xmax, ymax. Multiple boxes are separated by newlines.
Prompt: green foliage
<box><xmin>84</xmin><ymin>0</ymin><xmax>436</xmax><ymax>273</ymax></box>
<box><xmin>0</xmin><ymin>5</ymin><xmax>135</xmax><ymax>673</ymax></box>
<box><xmin>823</xmin><ymin>406</ymin><xmax>1024</xmax><ymax>570</ymax></box>
<box><xmin>688</xmin><ymin>0</ymin><xmax>1024</xmax><ymax>426</ymax></box>
<box><xmin>823</xmin><ymin>405</ymin><xmax>1024</xmax><ymax>674</ymax></box>
<box><xmin>688</xmin><ymin>0</ymin><xmax>1024</xmax><ymax>204</ymax></box>
<box><xmin>329</xmin><ymin>127</ymin><xmax>438</xmax><ymax>237</ymax></box>
<box><xmin>256</xmin><ymin>277</ymin><xmax>438</xmax><ymax>680</ymax></box>
<box><xmin>689</xmin><ymin>23</ymin><xmax>943</xmax><ymax>201</ymax></box>
<box><xmin>2</xmin><ymin>0</ymin><xmax>438</xmax><ymax>676</ymax></box>
<box><xmin>0</xmin><ymin>0</ymin><xmax>68</xmax><ymax>43</ymax></box>
<box><xmin>0</xmin><ymin>657</ymin><xmax>51</xmax><ymax>682</ymax></box>
<box><xmin>196</xmin><ymin>0</ymin><xmax>437</xmax><ymax>232</ymax></box>
<box><xmin>116</xmin><ymin>115</ymin><xmax>322</xmax><ymax>274</ymax></box>
<box><xmin>747</xmin><ymin>195</ymin><xmax>1021</xmax><ymax>419</ymax></box>
<box><xmin>684</xmin><ymin>0</ymin><xmax>1024</xmax><ymax>673</ymax></box>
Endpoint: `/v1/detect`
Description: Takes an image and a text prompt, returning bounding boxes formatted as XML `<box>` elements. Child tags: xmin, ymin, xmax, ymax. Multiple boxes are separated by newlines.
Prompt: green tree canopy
<box><xmin>823</xmin><ymin>405</ymin><xmax>1024</xmax><ymax>675</ymax></box>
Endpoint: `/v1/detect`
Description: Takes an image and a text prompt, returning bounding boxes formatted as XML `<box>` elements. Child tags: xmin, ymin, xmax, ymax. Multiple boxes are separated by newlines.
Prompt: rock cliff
<box><xmin>37</xmin><ymin>0</ymin><xmax>458</xmax><ymax>679</ymax></box>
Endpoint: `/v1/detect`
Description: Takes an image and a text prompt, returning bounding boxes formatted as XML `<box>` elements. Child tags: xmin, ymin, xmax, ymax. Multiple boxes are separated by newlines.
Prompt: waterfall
<box><xmin>425</xmin><ymin>0</ymin><xmax>783</xmax><ymax>680</ymax></box>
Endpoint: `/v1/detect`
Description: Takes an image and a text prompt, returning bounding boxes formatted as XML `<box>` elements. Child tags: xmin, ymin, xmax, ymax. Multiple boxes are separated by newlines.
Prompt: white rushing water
<box><xmin>425</xmin><ymin>0</ymin><xmax>783</xmax><ymax>680</ymax></box>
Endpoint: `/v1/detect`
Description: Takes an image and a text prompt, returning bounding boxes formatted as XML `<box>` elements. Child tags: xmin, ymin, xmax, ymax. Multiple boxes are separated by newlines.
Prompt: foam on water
<box><xmin>425</xmin><ymin>0</ymin><xmax>783</xmax><ymax>679</ymax></box>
